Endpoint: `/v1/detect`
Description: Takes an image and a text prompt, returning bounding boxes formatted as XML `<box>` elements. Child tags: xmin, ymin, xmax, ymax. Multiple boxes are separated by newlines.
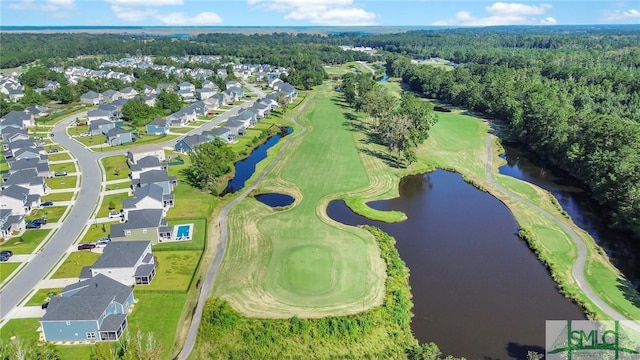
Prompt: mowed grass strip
<box><xmin>52</xmin><ymin>251</ymin><xmax>100</xmax><ymax>279</ymax></box>
<box><xmin>50</xmin><ymin>162</ymin><xmax>76</xmax><ymax>174</ymax></box>
<box><xmin>0</xmin><ymin>262</ymin><xmax>20</xmax><ymax>282</ymax></box>
<box><xmin>47</xmin><ymin>152</ymin><xmax>72</xmax><ymax>162</ymax></box>
<box><xmin>139</xmin><ymin>251</ymin><xmax>201</xmax><ymax>292</ymax></box>
<box><xmin>45</xmin><ymin>176</ymin><xmax>77</xmax><ymax>189</ymax></box>
<box><xmin>0</xmin><ymin>229</ymin><xmax>51</xmax><ymax>254</ymax></box>
<box><xmin>41</xmin><ymin>192</ymin><xmax>75</xmax><ymax>202</ymax></box>
<box><xmin>26</xmin><ymin>206</ymin><xmax>67</xmax><ymax>223</ymax></box>
<box><xmin>97</xmin><ymin>192</ymin><xmax>130</xmax><ymax>218</ymax></box>
<box><xmin>101</xmin><ymin>155</ymin><xmax>130</xmax><ymax>181</ymax></box>
<box><xmin>26</xmin><ymin>288</ymin><xmax>63</xmax><ymax>306</ymax></box>
<box><xmin>213</xmin><ymin>85</ymin><xmax>386</xmax><ymax>317</ymax></box>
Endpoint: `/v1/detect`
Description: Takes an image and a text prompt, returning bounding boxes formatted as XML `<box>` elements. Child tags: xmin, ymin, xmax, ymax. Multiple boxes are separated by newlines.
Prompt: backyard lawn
<box><xmin>26</xmin><ymin>206</ymin><xmax>67</xmax><ymax>223</ymax></box>
<box><xmin>67</xmin><ymin>125</ymin><xmax>88</xmax><ymax>136</ymax></box>
<box><xmin>0</xmin><ymin>229</ymin><xmax>51</xmax><ymax>254</ymax></box>
<box><xmin>0</xmin><ymin>318</ymin><xmax>40</xmax><ymax>342</ymax></box>
<box><xmin>96</xmin><ymin>192</ymin><xmax>131</xmax><ymax>218</ymax></box>
<box><xmin>0</xmin><ymin>262</ymin><xmax>20</xmax><ymax>282</ymax></box>
<box><xmin>101</xmin><ymin>155</ymin><xmax>130</xmax><ymax>181</ymax></box>
<box><xmin>51</xmin><ymin>251</ymin><xmax>100</xmax><ymax>278</ymax></box>
<box><xmin>154</xmin><ymin>218</ymin><xmax>206</xmax><ymax>251</ymax></box>
<box><xmin>45</xmin><ymin>176</ymin><xmax>77</xmax><ymax>189</ymax></box>
<box><xmin>140</xmin><ymin>251</ymin><xmax>201</xmax><ymax>292</ymax></box>
<box><xmin>75</xmin><ymin>135</ymin><xmax>106</xmax><ymax>147</ymax></box>
<box><xmin>41</xmin><ymin>192</ymin><xmax>75</xmax><ymax>202</ymax></box>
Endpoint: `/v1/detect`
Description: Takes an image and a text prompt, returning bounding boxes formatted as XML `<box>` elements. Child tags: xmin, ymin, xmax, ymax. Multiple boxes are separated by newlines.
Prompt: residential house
<box><xmin>133</xmin><ymin>170</ymin><xmax>177</xmax><ymax>193</ymax></box>
<box><xmin>9</xmin><ymin>158</ymin><xmax>52</xmax><ymax>178</ymax></box>
<box><xmin>106</xmin><ymin>128</ymin><xmax>133</xmax><ymax>146</ymax></box>
<box><xmin>0</xmin><ymin>185</ymin><xmax>40</xmax><ymax>216</ymax></box>
<box><xmin>87</xmin><ymin>110</ymin><xmax>114</xmax><ymax>122</ymax></box>
<box><xmin>195</xmin><ymin>88</ymin><xmax>215</xmax><ymax>101</ymax></box>
<box><xmin>0</xmin><ymin>111</ymin><xmax>35</xmax><ymax>130</ymax></box>
<box><xmin>2</xmin><ymin>169</ymin><xmax>48</xmax><ymax>195</ymax></box>
<box><xmin>167</xmin><ymin>108</ymin><xmax>196</xmax><ymax>127</ymax></box>
<box><xmin>225</xmin><ymin>119</ymin><xmax>247</xmax><ymax>138</ymax></box>
<box><xmin>101</xmin><ymin>90</ymin><xmax>121</xmax><ymax>103</ymax></box>
<box><xmin>89</xmin><ymin>119</ymin><xmax>116</xmax><ymax>136</ymax></box>
<box><xmin>0</xmin><ymin>209</ymin><xmax>25</xmax><ymax>239</ymax></box>
<box><xmin>279</xmin><ymin>83</ymin><xmax>298</xmax><ymax>102</ymax></box>
<box><xmin>109</xmin><ymin>209</ymin><xmax>168</xmax><ymax>244</ymax></box>
<box><xmin>211</xmin><ymin>127</ymin><xmax>233</xmax><ymax>143</ymax></box>
<box><xmin>129</xmin><ymin>156</ymin><xmax>164</xmax><ymax>180</ymax></box>
<box><xmin>84</xmin><ymin>241</ymin><xmax>156</xmax><ymax>286</ymax></box>
<box><xmin>120</xmin><ymin>87</ymin><xmax>138</xmax><ymax>100</ymax></box>
<box><xmin>142</xmin><ymin>85</ymin><xmax>156</xmax><ymax>96</ymax></box>
<box><xmin>177</xmin><ymin>89</ymin><xmax>195</xmax><ymax>102</ymax></box>
<box><xmin>222</xmin><ymin>89</ymin><xmax>238</xmax><ymax>103</ymax></box>
<box><xmin>0</xmin><ymin>128</ymin><xmax>29</xmax><ymax>144</ymax></box>
<box><xmin>211</xmin><ymin>93</ymin><xmax>226</xmax><ymax>107</ymax></box>
<box><xmin>8</xmin><ymin>89</ymin><xmax>24</xmax><ymax>102</ymax></box>
<box><xmin>226</xmin><ymin>80</ymin><xmax>241</xmax><ymax>90</ymax></box>
<box><xmin>145</xmin><ymin>119</ymin><xmax>169</xmax><ymax>135</ymax></box>
<box><xmin>122</xmin><ymin>184</ymin><xmax>173</xmax><ymax>219</ymax></box>
<box><xmin>177</xmin><ymin>82</ymin><xmax>195</xmax><ymax>93</ymax></box>
<box><xmin>174</xmin><ymin>134</ymin><xmax>211</xmax><ymax>153</ymax></box>
<box><xmin>40</xmin><ymin>274</ymin><xmax>134</xmax><ymax>342</ymax></box>
<box><xmin>141</xmin><ymin>94</ymin><xmax>157</xmax><ymax>107</ymax></box>
<box><xmin>5</xmin><ymin>139</ymin><xmax>42</xmax><ymax>157</ymax></box>
<box><xmin>229</xmin><ymin>87</ymin><xmax>244</xmax><ymax>98</ymax></box>
<box><xmin>80</xmin><ymin>91</ymin><xmax>102</xmax><ymax>105</ymax></box>
<box><xmin>97</xmin><ymin>104</ymin><xmax>120</xmax><ymax>120</ymax></box>
<box><xmin>25</xmin><ymin>106</ymin><xmax>50</xmax><ymax>118</ymax></box>
<box><xmin>237</xmin><ymin>109</ymin><xmax>257</xmax><ymax>127</ymax></box>
<box><xmin>204</xmin><ymin>96</ymin><xmax>220</xmax><ymax>110</ymax></box>
<box><xmin>201</xmin><ymin>80</ymin><xmax>219</xmax><ymax>91</ymax></box>
<box><xmin>126</xmin><ymin>144</ymin><xmax>165</xmax><ymax>164</ymax></box>
<box><xmin>10</xmin><ymin>147</ymin><xmax>44</xmax><ymax>161</ymax></box>
<box><xmin>250</xmin><ymin>102</ymin><xmax>270</xmax><ymax>119</ymax></box>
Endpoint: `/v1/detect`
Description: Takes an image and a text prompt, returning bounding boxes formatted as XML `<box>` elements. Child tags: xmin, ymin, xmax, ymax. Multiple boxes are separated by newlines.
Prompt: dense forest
<box><xmin>380</xmin><ymin>27</ymin><xmax>640</xmax><ymax>237</ymax></box>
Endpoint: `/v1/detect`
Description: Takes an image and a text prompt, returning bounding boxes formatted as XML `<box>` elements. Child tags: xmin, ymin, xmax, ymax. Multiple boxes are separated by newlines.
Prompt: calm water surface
<box><xmin>255</xmin><ymin>193</ymin><xmax>295</xmax><ymax>207</ymax></box>
<box><xmin>327</xmin><ymin>170</ymin><xmax>584</xmax><ymax>359</ymax></box>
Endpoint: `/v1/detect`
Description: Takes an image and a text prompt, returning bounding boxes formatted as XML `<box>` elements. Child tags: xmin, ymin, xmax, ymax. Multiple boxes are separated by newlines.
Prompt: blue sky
<box><xmin>1</xmin><ymin>0</ymin><xmax>640</xmax><ymax>27</ymax></box>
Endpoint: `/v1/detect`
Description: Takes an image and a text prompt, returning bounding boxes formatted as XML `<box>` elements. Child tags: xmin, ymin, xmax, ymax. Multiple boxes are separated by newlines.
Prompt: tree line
<box><xmin>340</xmin><ymin>72</ymin><xmax>437</xmax><ymax>166</ymax></box>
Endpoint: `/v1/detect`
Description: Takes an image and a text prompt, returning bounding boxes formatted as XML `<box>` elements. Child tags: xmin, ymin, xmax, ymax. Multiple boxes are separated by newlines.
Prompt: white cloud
<box><xmin>111</xmin><ymin>5</ymin><xmax>222</xmax><ymax>25</ymax></box>
<box><xmin>8</xmin><ymin>0</ymin><xmax>75</xmax><ymax>11</ymax></box>
<box><xmin>607</xmin><ymin>9</ymin><xmax>640</xmax><ymax>21</ymax></box>
<box><xmin>248</xmin><ymin>0</ymin><xmax>377</xmax><ymax>26</ymax></box>
<box><xmin>433</xmin><ymin>2</ymin><xmax>556</xmax><ymax>26</ymax></box>
<box><xmin>159</xmin><ymin>12</ymin><xmax>223</xmax><ymax>25</ymax></box>
<box><xmin>106</xmin><ymin>0</ymin><xmax>183</xmax><ymax>6</ymax></box>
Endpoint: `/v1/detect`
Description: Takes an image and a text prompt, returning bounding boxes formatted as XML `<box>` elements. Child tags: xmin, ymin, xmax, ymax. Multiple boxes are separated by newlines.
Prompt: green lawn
<box><xmin>50</xmin><ymin>162</ymin><xmax>76</xmax><ymax>174</ymax></box>
<box><xmin>169</xmin><ymin>126</ymin><xmax>194</xmax><ymax>134</ymax></box>
<box><xmin>26</xmin><ymin>206</ymin><xmax>67</xmax><ymax>223</ymax></box>
<box><xmin>26</xmin><ymin>288</ymin><xmax>63</xmax><ymax>306</ymax></box>
<box><xmin>75</xmin><ymin>135</ymin><xmax>106</xmax><ymax>147</ymax></box>
<box><xmin>104</xmin><ymin>181</ymin><xmax>131</xmax><ymax>191</ymax></box>
<box><xmin>0</xmin><ymin>229</ymin><xmax>51</xmax><ymax>255</ymax></box>
<box><xmin>0</xmin><ymin>262</ymin><xmax>20</xmax><ymax>282</ymax></box>
<box><xmin>45</xmin><ymin>176</ymin><xmax>77</xmax><ymax>189</ymax></box>
<box><xmin>212</xmin><ymin>85</ymin><xmax>386</xmax><ymax>317</ymax></box>
<box><xmin>107</xmin><ymin>134</ymin><xmax>178</xmax><ymax>149</ymax></box>
<box><xmin>67</xmin><ymin>125</ymin><xmax>88</xmax><ymax>136</ymax></box>
<box><xmin>0</xmin><ymin>318</ymin><xmax>40</xmax><ymax>342</ymax></box>
<box><xmin>47</xmin><ymin>152</ymin><xmax>72</xmax><ymax>162</ymax></box>
<box><xmin>128</xmin><ymin>293</ymin><xmax>188</xmax><ymax>360</ymax></box>
<box><xmin>165</xmin><ymin>157</ymin><xmax>217</xmax><ymax>220</ymax></box>
<box><xmin>140</xmin><ymin>251</ymin><xmax>201</xmax><ymax>292</ymax></box>
<box><xmin>51</xmin><ymin>251</ymin><xmax>100</xmax><ymax>279</ymax></box>
<box><xmin>96</xmin><ymin>192</ymin><xmax>130</xmax><ymax>218</ymax></box>
<box><xmin>80</xmin><ymin>221</ymin><xmax>118</xmax><ymax>244</ymax></box>
<box><xmin>44</xmin><ymin>145</ymin><xmax>64</xmax><ymax>152</ymax></box>
<box><xmin>100</xmin><ymin>155</ymin><xmax>130</xmax><ymax>181</ymax></box>
<box><xmin>41</xmin><ymin>192</ymin><xmax>75</xmax><ymax>202</ymax></box>
<box><xmin>154</xmin><ymin>218</ymin><xmax>206</xmax><ymax>251</ymax></box>
<box><xmin>0</xmin><ymin>161</ymin><xmax>9</xmax><ymax>172</ymax></box>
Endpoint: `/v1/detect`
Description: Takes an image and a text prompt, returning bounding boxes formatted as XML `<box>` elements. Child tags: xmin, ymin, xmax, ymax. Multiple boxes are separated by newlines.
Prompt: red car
<box><xmin>77</xmin><ymin>243</ymin><xmax>96</xmax><ymax>250</ymax></box>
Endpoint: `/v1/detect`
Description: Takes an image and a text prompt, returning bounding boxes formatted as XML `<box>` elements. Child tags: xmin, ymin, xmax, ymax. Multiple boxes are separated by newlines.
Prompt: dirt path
<box><xmin>177</xmin><ymin>94</ymin><xmax>315</xmax><ymax>360</ymax></box>
<box><xmin>484</xmin><ymin>135</ymin><xmax>640</xmax><ymax>330</ymax></box>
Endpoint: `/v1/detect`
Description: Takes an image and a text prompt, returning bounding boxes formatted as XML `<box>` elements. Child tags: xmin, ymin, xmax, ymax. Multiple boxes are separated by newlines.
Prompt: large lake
<box><xmin>327</xmin><ymin>170</ymin><xmax>585</xmax><ymax>359</ymax></box>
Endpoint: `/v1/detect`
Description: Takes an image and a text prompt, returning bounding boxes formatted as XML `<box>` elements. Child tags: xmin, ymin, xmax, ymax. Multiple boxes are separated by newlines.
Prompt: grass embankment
<box><xmin>212</xmin><ymin>84</ymin><xmax>387</xmax><ymax>317</ymax></box>
<box><xmin>194</xmin><ymin>226</ymin><xmax>432</xmax><ymax>359</ymax></box>
<box><xmin>414</xmin><ymin>108</ymin><xmax>640</xmax><ymax>320</ymax></box>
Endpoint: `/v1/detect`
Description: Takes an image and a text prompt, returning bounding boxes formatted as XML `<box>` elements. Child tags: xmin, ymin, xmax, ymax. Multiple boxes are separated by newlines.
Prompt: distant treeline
<box><xmin>382</xmin><ymin>27</ymin><xmax>640</xmax><ymax>236</ymax></box>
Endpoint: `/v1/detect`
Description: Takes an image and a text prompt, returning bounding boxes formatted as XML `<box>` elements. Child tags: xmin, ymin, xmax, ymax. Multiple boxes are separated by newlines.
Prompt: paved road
<box><xmin>0</xmin><ymin>111</ymin><xmax>102</xmax><ymax>320</ymax></box>
<box><xmin>484</xmin><ymin>135</ymin><xmax>640</xmax><ymax>331</ymax></box>
<box><xmin>0</xmin><ymin>90</ymin><xmax>264</xmax><ymax>321</ymax></box>
<box><xmin>177</xmin><ymin>86</ymin><xmax>310</xmax><ymax>359</ymax></box>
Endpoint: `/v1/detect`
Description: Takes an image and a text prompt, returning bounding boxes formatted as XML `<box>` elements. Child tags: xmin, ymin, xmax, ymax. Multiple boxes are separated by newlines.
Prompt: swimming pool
<box><xmin>176</xmin><ymin>225</ymin><xmax>191</xmax><ymax>239</ymax></box>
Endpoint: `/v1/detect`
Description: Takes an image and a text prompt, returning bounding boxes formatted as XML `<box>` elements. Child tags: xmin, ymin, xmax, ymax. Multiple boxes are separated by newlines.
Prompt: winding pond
<box><xmin>500</xmin><ymin>144</ymin><xmax>640</xmax><ymax>291</ymax></box>
<box><xmin>327</xmin><ymin>170</ymin><xmax>585</xmax><ymax>359</ymax></box>
<box><xmin>224</xmin><ymin>127</ymin><xmax>292</xmax><ymax>194</ymax></box>
<box><xmin>255</xmin><ymin>193</ymin><xmax>295</xmax><ymax>207</ymax></box>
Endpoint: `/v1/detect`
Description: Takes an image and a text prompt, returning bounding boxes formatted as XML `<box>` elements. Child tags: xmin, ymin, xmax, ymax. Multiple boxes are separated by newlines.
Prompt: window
<box><xmin>86</xmin><ymin>332</ymin><xmax>96</xmax><ymax>340</ymax></box>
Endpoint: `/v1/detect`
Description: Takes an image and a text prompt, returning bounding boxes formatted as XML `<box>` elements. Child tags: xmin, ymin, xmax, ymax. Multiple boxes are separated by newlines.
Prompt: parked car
<box><xmin>32</xmin><ymin>218</ymin><xmax>47</xmax><ymax>225</ymax></box>
<box><xmin>41</xmin><ymin>201</ymin><xmax>54</xmax><ymax>207</ymax></box>
<box><xmin>77</xmin><ymin>243</ymin><xmax>96</xmax><ymax>251</ymax></box>
<box><xmin>26</xmin><ymin>221</ymin><xmax>41</xmax><ymax>229</ymax></box>
<box><xmin>0</xmin><ymin>254</ymin><xmax>8</xmax><ymax>262</ymax></box>
<box><xmin>48</xmin><ymin>148</ymin><xmax>59</xmax><ymax>153</ymax></box>
<box><xmin>0</xmin><ymin>250</ymin><xmax>13</xmax><ymax>258</ymax></box>
<box><xmin>108</xmin><ymin>211</ymin><xmax>122</xmax><ymax>219</ymax></box>
<box><xmin>54</xmin><ymin>171</ymin><xmax>67</xmax><ymax>177</ymax></box>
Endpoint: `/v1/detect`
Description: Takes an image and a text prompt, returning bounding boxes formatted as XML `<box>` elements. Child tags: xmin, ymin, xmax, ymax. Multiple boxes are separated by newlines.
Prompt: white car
<box><xmin>108</xmin><ymin>211</ymin><xmax>122</xmax><ymax>219</ymax></box>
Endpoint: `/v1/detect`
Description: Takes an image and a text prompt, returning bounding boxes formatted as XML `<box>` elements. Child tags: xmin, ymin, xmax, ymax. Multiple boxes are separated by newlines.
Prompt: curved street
<box><xmin>0</xmin><ymin>90</ymin><xmax>263</xmax><ymax>321</ymax></box>
<box><xmin>484</xmin><ymin>135</ymin><xmax>640</xmax><ymax>331</ymax></box>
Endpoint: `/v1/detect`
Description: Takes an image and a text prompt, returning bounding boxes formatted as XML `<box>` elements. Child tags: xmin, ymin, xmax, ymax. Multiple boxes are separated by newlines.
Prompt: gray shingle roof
<box><xmin>1</xmin><ymin>111</ymin><xmax>31</xmax><ymax>123</ymax></box>
<box><xmin>7</xmin><ymin>139</ymin><xmax>37</xmax><ymax>151</ymax></box>
<box><xmin>99</xmin><ymin>313</ymin><xmax>127</xmax><ymax>332</ymax></box>
<box><xmin>139</xmin><ymin>170</ymin><xmax>174</xmax><ymax>185</ymax></box>
<box><xmin>81</xmin><ymin>91</ymin><xmax>100</xmax><ymax>99</ymax></box>
<box><xmin>0</xmin><ymin>185</ymin><xmax>29</xmax><ymax>200</ymax></box>
<box><xmin>123</xmin><ymin>183</ymin><xmax>164</xmax><ymax>209</ymax></box>
<box><xmin>147</xmin><ymin>118</ymin><xmax>166</xmax><ymax>127</ymax></box>
<box><xmin>107</xmin><ymin>127</ymin><xmax>130</xmax><ymax>137</ymax></box>
<box><xmin>134</xmin><ymin>264</ymin><xmax>155</xmax><ymax>277</ymax></box>
<box><xmin>88</xmin><ymin>109</ymin><xmax>113</xmax><ymax>118</ymax></box>
<box><xmin>10</xmin><ymin>158</ymin><xmax>49</xmax><ymax>173</ymax></box>
<box><xmin>110</xmin><ymin>209</ymin><xmax>163</xmax><ymax>234</ymax></box>
<box><xmin>92</xmin><ymin>241</ymin><xmax>151</xmax><ymax>269</ymax></box>
<box><xmin>61</xmin><ymin>274</ymin><xmax>132</xmax><ymax>304</ymax></box>
<box><xmin>3</xmin><ymin>169</ymin><xmax>40</xmax><ymax>186</ymax></box>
